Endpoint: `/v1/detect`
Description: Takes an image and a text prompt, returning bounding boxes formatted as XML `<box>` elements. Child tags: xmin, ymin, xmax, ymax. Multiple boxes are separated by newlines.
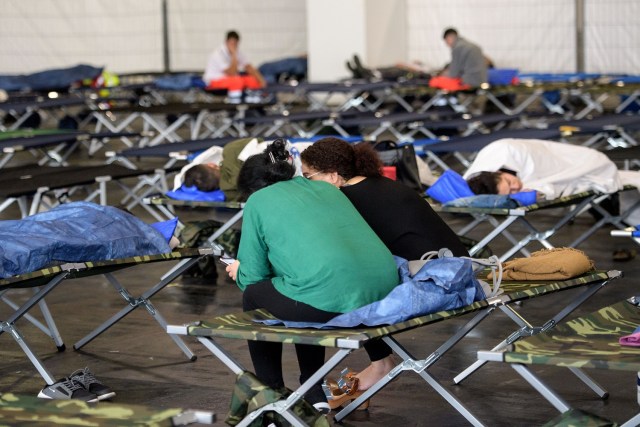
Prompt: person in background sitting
<box><xmin>203</xmin><ymin>30</ymin><xmax>266</xmax><ymax>102</ymax></box>
<box><xmin>429</xmin><ymin>27</ymin><xmax>488</xmax><ymax>91</ymax></box>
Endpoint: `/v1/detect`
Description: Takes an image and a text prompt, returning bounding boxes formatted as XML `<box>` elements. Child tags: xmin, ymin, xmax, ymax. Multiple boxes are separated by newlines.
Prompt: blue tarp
<box><xmin>0</xmin><ymin>202</ymin><xmax>170</xmax><ymax>278</ymax></box>
<box><xmin>0</xmin><ymin>64</ymin><xmax>103</xmax><ymax>91</ymax></box>
<box><xmin>257</xmin><ymin>256</ymin><xmax>485</xmax><ymax>329</ymax></box>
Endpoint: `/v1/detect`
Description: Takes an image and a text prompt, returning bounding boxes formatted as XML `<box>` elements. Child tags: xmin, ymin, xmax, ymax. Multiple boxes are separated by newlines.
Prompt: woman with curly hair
<box><xmin>300</xmin><ymin>137</ymin><xmax>468</xmax><ymax>403</ymax></box>
<box><xmin>225</xmin><ymin>140</ymin><xmax>399</xmax><ymax>412</ymax></box>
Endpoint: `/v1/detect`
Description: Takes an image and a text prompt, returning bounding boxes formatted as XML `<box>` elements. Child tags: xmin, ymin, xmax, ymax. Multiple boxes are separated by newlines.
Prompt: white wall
<box><xmin>0</xmin><ymin>1</ymin><xmax>638</xmax><ymax>77</ymax></box>
<box><xmin>168</xmin><ymin>0</ymin><xmax>307</xmax><ymax>73</ymax></box>
<box><xmin>306</xmin><ymin>0</ymin><xmax>366</xmax><ymax>81</ymax></box>
<box><xmin>406</xmin><ymin>0</ymin><xmax>576</xmax><ymax>73</ymax></box>
<box><xmin>0</xmin><ymin>0</ymin><xmax>306</xmax><ymax>75</ymax></box>
<box><xmin>365</xmin><ymin>0</ymin><xmax>407</xmax><ymax>68</ymax></box>
<box><xmin>0</xmin><ymin>0</ymin><xmax>163</xmax><ymax>74</ymax></box>
<box><xmin>585</xmin><ymin>0</ymin><xmax>640</xmax><ymax>74</ymax></box>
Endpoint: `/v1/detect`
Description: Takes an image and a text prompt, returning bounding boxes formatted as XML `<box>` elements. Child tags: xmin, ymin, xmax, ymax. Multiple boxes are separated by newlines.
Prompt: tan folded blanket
<box><xmin>488</xmin><ymin>248</ymin><xmax>595</xmax><ymax>281</ymax></box>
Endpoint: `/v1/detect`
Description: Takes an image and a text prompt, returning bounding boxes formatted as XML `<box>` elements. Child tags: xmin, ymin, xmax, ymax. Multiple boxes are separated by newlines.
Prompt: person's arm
<box><xmin>447</xmin><ymin>46</ymin><xmax>462</xmax><ymax>78</ymax></box>
<box><xmin>223</xmin><ymin>44</ymin><xmax>239</xmax><ymax>76</ymax></box>
<box><xmin>245</xmin><ymin>63</ymin><xmax>266</xmax><ymax>87</ymax></box>
<box><xmin>235</xmin><ymin>201</ymin><xmax>272</xmax><ymax>289</ymax></box>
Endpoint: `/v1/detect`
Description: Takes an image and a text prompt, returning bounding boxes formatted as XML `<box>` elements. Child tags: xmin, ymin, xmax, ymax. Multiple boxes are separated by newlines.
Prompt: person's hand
<box><xmin>226</xmin><ymin>260</ymin><xmax>240</xmax><ymax>281</ymax></box>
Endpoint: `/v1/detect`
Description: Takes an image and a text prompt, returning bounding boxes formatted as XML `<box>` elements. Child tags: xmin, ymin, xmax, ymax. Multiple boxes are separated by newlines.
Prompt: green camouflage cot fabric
<box><xmin>541</xmin><ymin>408</ymin><xmax>617</xmax><ymax>427</ymax></box>
<box><xmin>146</xmin><ymin>196</ymin><xmax>244</xmax><ymax>210</ymax></box>
<box><xmin>184</xmin><ymin>271</ymin><xmax>614</xmax><ymax>348</ymax></box>
<box><xmin>0</xmin><ymin>265</ymin><xmax>68</xmax><ymax>290</ymax></box>
<box><xmin>0</xmin><ymin>393</ymin><xmax>183</xmax><ymax>426</ymax></box>
<box><xmin>226</xmin><ymin>371</ymin><xmax>329</xmax><ymax>427</ymax></box>
<box><xmin>0</xmin><ymin>249</ymin><xmax>208</xmax><ymax>288</ymax></box>
<box><xmin>498</xmin><ymin>271</ymin><xmax>613</xmax><ymax>304</ymax></box>
<box><xmin>504</xmin><ymin>298</ymin><xmax>640</xmax><ymax>371</ymax></box>
<box><xmin>73</xmin><ymin>248</ymin><xmax>206</xmax><ymax>278</ymax></box>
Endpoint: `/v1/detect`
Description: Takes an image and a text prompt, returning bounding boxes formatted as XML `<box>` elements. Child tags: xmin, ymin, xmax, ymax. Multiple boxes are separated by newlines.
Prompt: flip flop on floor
<box><xmin>613</xmin><ymin>248</ymin><xmax>637</xmax><ymax>262</ymax></box>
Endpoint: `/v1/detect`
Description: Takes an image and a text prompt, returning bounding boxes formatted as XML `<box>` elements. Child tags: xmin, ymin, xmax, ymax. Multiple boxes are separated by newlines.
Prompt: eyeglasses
<box><xmin>303</xmin><ymin>171</ymin><xmax>322</xmax><ymax>180</ymax></box>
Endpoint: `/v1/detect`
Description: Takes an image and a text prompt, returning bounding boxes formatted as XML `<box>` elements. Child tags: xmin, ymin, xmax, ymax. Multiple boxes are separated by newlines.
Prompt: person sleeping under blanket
<box><xmin>463</xmin><ymin>139</ymin><xmax>640</xmax><ymax>260</ymax></box>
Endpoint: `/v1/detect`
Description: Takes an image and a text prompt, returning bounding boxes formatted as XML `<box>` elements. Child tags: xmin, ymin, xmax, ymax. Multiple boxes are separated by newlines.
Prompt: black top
<box><xmin>341</xmin><ymin>176</ymin><xmax>468</xmax><ymax>260</ymax></box>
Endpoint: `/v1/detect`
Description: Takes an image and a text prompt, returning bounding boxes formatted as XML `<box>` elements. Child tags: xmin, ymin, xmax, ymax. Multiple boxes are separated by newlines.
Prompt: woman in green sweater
<box><xmin>225</xmin><ymin>140</ymin><xmax>399</xmax><ymax>411</ymax></box>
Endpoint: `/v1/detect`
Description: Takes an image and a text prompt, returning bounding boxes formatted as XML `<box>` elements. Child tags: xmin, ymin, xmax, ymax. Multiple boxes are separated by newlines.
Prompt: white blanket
<box><xmin>463</xmin><ymin>138</ymin><xmax>623</xmax><ymax>199</ymax></box>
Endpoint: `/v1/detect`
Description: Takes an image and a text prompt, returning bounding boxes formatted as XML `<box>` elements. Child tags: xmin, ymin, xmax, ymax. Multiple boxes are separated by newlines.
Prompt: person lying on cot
<box><xmin>463</xmin><ymin>138</ymin><xmax>637</xmax><ymax>198</ymax></box>
<box><xmin>464</xmin><ymin>138</ymin><xmax>640</xmax><ymax>236</ymax></box>
<box><xmin>300</xmin><ymin>137</ymin><xmax>468</xmax><ymax>401</ymax></box>
<box><xmin>174</xmin><ymin>137</ymin><xmax>312</xmax><ymax>201</ymax></box>
<box><xmin>224</xmin><ymin>140</ymin><xmax>399</xmax><ymax>413</ymax></box>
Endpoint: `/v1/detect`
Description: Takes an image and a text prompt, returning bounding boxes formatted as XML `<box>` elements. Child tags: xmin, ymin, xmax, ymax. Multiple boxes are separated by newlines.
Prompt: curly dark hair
<box><xmin>236</xmin><ymin>139</ymin><xmax>295</xmax><ymax>199</ymax></box>
<box><xmin>300</xmin><ymin>137</ymin><xmax>382</xmax><ymax>180</ymax></box>
<box><xmin>466</xmin><ymin>171</ymin><xmax>501</xmax><ymax>194</ymax></box>
<box><xmin>183</xmin><ymin>164</ymin><xmax>219</xmax><ymax>192</ymax></box>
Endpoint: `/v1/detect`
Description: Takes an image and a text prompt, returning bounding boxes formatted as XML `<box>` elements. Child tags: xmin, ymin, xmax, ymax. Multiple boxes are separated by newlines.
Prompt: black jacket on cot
<box><xmin>341</xmin><ymin>176</ymin><xmax>469</xmax><ymax>260</ymax></box>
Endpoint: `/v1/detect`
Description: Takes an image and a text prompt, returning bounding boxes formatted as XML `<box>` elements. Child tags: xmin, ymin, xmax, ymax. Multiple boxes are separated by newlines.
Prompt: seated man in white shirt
<box><xmin>203</xmin><ymin>30</ymin><xmax>266</xmax><ymax>101</ymax></box>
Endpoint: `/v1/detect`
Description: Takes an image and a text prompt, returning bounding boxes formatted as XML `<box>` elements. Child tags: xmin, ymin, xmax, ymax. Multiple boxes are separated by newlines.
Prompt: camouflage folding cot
<box><xmin>0</xmin><ymin>392</ymin><xmax>215</xmax><ymax>426</ymax></box>
<box><xmin>0</xmin><ymin>248</ymin><xmax>214</xmax><ymax>387</ymax></box>
<box><xmin>437</xmin><ymin>187</ymin><xmax>640</xmax><ymax>262</ymax></box>
<box><xmin>167</xmin><ymin>270</ymin><xmax>620</xmax><ymax>427</ymax></box>
<box><xmin>477</xmin><ymin>297</ymin><xmax>640</xmax><ymax>427</ymax></box>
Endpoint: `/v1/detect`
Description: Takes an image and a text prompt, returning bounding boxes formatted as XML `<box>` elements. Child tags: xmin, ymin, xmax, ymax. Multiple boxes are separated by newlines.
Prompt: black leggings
<box><xmin>242</xmin><ymin>280</ymin><xmax>340</xmax><ymax>403</ymax></box>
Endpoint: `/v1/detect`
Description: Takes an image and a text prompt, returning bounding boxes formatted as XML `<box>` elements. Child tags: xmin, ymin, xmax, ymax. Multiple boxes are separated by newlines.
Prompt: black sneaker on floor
<box><xmin>69</xmin><ymin>367</ymin><xmax>116</xmax><ymax>401</ymax></box>
<box><xmin>38</xmin><ymin>377</ymin><xmax>98</xmax><ymax>402</ymax></box>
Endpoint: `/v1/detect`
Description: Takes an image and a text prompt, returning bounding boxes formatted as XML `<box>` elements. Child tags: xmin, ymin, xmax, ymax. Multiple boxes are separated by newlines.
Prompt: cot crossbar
<box><xmin>168</xmin><ymin>270</ymin><xmax>615</xmax><ymax>426</ymax></box>
<box><xmin>0</xmin><ymin>265</ymin><xmax>77</xmax><ymax>385</ymax></box>
<box><xmin>477</xmin><ymin>295</ymin><xmax>638</xmax><ymax>425</ymax></box>
<box><xmin>72</xmin><ymin>248</ymin><xmax>215</xmax><ymax>360</ymax></box>
<box><xmin>0</xmin><ymin>249</ymin><xmax>214</xmax><ymax>385</ymax></box>
<box><xmin>438</xmin><ymin>191</ymin><xmax>602</xmax><ymax>261</ymax></box>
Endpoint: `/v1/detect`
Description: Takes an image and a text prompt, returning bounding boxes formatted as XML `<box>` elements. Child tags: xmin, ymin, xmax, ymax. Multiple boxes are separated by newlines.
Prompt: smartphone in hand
<box><xmin>219</xmin><ymin>255</ymin><xmax>236</xmax><ymax>266</ymax></box>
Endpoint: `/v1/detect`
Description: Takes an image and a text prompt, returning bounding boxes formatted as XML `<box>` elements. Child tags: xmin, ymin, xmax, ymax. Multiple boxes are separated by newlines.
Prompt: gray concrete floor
<box><xmin>0</xmin><ymin>135</ymin><xmax>639</xmax><ymax>426</ymax></box>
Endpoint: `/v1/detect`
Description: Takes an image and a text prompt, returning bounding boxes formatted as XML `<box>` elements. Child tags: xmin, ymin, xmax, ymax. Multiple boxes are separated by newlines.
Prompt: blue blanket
<box><xmin>0</xmin><ymin>202</ymin><xmax>170</xmax><ymax>278</ymax></box>
<box><xmin>166</xmin><ymin>185</ymin><xmax>226</xmax><ymax>202</ymax></box>
<box><xmin>257</xmin><ymin>256</ymin><xmax>485</xmax><ymax>329</ymax></box>
<box><xmin>0</xmin><ymin>64</ymin><xmax>103</xmax><ymax>91</ymax></box>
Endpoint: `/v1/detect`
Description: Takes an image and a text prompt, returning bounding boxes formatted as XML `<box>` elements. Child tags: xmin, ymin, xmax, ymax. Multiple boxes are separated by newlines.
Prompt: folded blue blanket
<box><xmin>256</xmin><ymin>256</ymin><xmax>485</xmax><ymax>329</ymax></box>
<box><xmin>0</xmin><ymin>202</ymin><xmax>170</xmax><ymax>278</ymax></box>
<box><xmin>444</xmin><ymin>194</ymin><xmax>518</xmax><ymax>209</ymax></box>
<box><xmin>166</xmin><ymin>186</ymin><xmax>226</xmax><ymax>202</ymax></box>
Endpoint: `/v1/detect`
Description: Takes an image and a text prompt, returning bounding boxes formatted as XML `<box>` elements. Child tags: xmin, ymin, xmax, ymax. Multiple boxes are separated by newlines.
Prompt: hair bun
<box><xmin>265</xmin><ymin>138</ymin><xmax>289</xmax><ymax>162</ymax></box>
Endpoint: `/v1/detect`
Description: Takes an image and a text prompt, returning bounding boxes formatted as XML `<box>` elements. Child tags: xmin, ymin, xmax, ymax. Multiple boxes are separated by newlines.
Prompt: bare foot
<box><xmin>354</xmin><ymin>355</ymin><xmax>396</xmax><ymax>390</ymax></box>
